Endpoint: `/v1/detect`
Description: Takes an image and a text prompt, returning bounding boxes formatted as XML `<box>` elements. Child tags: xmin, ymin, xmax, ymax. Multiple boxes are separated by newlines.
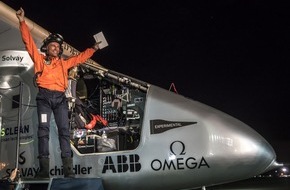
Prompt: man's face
<box><xmin>47</xmin><ymin>42</ymin><xmax>61</xmax><ymax>57</ymax></box>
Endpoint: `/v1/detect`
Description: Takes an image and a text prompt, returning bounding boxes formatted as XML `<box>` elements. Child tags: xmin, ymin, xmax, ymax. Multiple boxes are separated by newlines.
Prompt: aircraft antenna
<box><xmin>169</xmin><ymin>82</ymin><xmax>178</xmax><ymax>94</ymax></box>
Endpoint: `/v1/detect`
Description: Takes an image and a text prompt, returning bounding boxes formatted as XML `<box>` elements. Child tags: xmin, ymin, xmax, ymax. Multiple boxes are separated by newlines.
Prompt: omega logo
<box><xmin>151</xmin><ymin>141</ymin><xmax>210</xmax><ymax>171</ymax></box>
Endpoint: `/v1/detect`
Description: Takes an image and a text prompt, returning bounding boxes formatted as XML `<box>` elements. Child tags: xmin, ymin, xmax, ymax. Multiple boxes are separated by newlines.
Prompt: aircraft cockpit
<box><xmin>66</xmin><ymin>65</ymin><xmax>147</xmax><ymax>154</ymax></box>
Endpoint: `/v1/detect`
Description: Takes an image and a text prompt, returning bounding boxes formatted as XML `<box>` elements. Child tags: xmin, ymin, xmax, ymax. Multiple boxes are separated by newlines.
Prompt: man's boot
<box><xmin>62</xmin><ymin>157</ymin><xmax>75</xmax><ymax>178</ymax></box>
<box><xmin>35</xmin><ymin>158</ymin><xmax>49</xmax><ymax>178</ymax></box>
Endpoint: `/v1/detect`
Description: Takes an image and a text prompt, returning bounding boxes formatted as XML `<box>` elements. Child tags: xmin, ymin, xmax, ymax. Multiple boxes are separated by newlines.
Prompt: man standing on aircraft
<box><xmin>16</xmin><ymin>7</ymin><xmax>100</xmax><ymax>178</ymax></box>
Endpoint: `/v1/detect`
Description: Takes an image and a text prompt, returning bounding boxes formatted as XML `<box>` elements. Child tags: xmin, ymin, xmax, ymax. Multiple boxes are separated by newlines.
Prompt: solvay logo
<box><xmin>2</xmin><ymin>55</ymin><xmax>24</xmax><ymax>62</ymax></box>
<box><xmin>151</xmin><ymin>140</ymin><xmax>210</xmax><ymax>171</ymax></box>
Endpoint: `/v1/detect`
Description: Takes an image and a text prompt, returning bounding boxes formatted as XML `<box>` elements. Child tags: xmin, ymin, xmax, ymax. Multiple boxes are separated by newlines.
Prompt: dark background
<box><xmin>3</xmin><ymin>0</ymin><xmax>290</xmax><ymax>163</ymax></box>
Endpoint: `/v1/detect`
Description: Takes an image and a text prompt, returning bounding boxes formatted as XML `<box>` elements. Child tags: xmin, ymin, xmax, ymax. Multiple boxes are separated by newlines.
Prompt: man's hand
<box><xmin>92</xmin><ymin>42</ymin><xmax>100</xmax><ymax>51</ymax></box>
<box><xmin>16</xmin><ymin>7</ymin><xmax>25</xmax><ymax>22</ymax></box>
<box><xmin>7</xmin><ymin>168</ymin><xmax>19</xmax><ymax>182</ymax></box>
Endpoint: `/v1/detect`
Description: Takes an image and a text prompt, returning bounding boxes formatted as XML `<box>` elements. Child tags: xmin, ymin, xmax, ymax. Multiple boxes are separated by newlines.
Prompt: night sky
<box><xmin>3</xmin><ymin>0</ymin><xmax>290</xmax><ymax>162</ymax></box>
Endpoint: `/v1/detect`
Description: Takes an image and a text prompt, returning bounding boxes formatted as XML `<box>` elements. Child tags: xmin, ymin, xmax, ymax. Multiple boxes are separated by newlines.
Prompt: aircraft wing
<box><xmin>0</xmin><ymin>1</ymin><xmax>106</xmax><ymax>72</ymax></box>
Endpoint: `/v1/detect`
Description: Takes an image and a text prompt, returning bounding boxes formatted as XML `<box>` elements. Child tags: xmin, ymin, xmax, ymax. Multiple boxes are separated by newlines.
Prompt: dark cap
<box><xmin>40</xmin><ymin>33</ymin><xmax>64</xmax><ymax>54</ymax></box>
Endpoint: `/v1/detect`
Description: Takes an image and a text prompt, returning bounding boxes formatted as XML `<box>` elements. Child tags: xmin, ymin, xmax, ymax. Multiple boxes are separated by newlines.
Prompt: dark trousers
<box><xmin>36</xmin><ymin>87</ymin><xmax>72</xmax><ymax>158</ymax></box>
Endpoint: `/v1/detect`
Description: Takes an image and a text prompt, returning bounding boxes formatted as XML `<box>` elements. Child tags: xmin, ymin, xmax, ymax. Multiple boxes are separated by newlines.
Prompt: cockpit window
<box><xmin>67</xmin><ymin>66</ymin><xmax>146</xmax><ymax>154</ymax></box>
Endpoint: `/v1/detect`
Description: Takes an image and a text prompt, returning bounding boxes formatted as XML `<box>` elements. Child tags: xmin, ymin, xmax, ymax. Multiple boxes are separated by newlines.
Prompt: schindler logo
<box><xmin>150</xmin><ymin>119</ymin><xmax>197</xmax><ymax>134</ymax></box>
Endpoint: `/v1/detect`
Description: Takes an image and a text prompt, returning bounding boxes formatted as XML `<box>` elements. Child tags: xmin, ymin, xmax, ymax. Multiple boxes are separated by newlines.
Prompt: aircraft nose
<box><xmin>240</xmin><ymin>132</ymin><xmax>277</xmax><ymax>172</ymax></box>
<box><xmin>208</xmin><ymin>115</ymin><xmax>277</xmax><ymax>177</ymax></box>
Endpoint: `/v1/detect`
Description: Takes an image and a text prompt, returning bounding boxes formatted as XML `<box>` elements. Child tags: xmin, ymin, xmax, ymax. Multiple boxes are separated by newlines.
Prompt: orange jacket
<box><xmin>19</xmin><ymin>21</ymin><xmax>96</xmax><ymax>92</ymax></box>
